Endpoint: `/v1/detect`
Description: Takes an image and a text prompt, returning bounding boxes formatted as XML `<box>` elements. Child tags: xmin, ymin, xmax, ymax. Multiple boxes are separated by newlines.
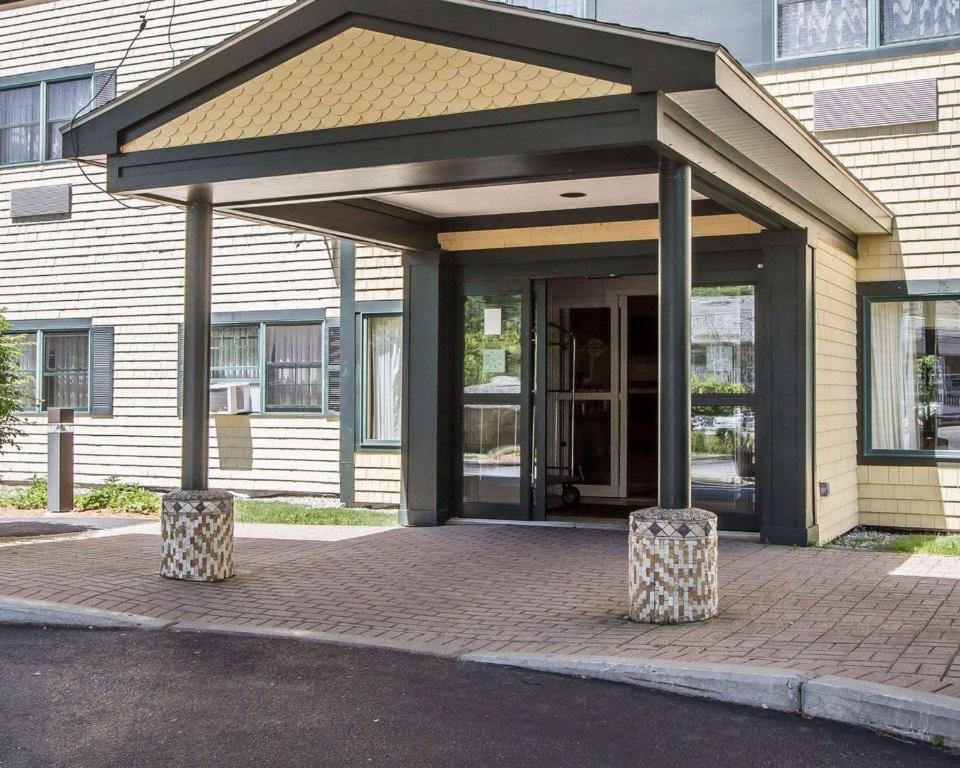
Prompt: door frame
<box><xmin>456</xmin><ymin>278</ymin><xmax>534</xmax><ymax>520</ymax></box>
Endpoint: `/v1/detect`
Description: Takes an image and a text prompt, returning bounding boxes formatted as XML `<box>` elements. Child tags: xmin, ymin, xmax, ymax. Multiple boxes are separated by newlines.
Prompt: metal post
<box><xmin>658</xmin><ymin>158</ymin><xmax>692</xmax><ymax>510</ymax></box>
<box><xmin>47</xmin><ymin>408</ymin><xmax>74</xmax><ymax>513</ymax></box>
<box><xmin>181</xmin><ymin>195</ymin><xmax>213</xmax><ymax>491</ymax></box>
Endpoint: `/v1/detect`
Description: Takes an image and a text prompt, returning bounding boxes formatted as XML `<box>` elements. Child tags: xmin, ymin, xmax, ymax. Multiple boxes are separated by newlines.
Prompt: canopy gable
<box><xmin>123</xmin><ymin>26</ymin><xmax>630</xmax><ymax>153</ymax></box>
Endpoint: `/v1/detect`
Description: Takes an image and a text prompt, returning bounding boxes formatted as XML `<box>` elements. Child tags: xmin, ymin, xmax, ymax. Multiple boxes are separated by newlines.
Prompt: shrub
<box><xmin>0</xmin><ymin>312</ymin><xmax>27</xmax><ymax>456</ymax></box>
<box><xmin>77</xmin><ymin>476</ymin><xmax>161</xmax><ymax>515</ymax></box>
<box><xmin>9</xmin><ymin>476</ymin><xmax>47</xmax><ymax>510</ymax></box>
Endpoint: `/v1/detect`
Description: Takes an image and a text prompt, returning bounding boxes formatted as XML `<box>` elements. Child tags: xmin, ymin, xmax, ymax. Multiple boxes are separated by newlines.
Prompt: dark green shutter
<box><xmin>325</xmin><ymin>318</ymin><xmax>341</xmax><ymax>415</ymax></box>
<box><xmin>176</xmin><ymin>324</ymin><xmax>184</xmax><ymax>415</ymax></box>
<box><xmin>89</xmin><ymin>326</ymin><xmax>114</xmax><ymax>415</ymax></box>
<box><xmin>89</xmin><ymin>69</ymin><xmax>117</xmax><ymax>112</ymax></box>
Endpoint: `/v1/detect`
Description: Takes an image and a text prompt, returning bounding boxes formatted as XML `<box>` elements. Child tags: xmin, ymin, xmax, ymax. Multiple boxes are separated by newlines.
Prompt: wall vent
<box><xmin>814</xmin><ymin>79</ymin><xmax>938</xmax><ymax>132</ymax></box>
<box><xmin>10</xmin><ymin>184</ymin><xmax>72</xmax><ymax>219</ymax></box>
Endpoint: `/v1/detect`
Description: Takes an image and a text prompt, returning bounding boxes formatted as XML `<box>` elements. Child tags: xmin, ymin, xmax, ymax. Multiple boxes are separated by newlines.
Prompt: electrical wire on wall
<box><xmin>68</xmin><ymin>0</ymin><xmax>178</xmax><ymax>212</ymax></box>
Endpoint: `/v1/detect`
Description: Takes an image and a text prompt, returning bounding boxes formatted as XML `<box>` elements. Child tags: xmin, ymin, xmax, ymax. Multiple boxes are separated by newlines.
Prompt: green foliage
<box><xmin>0</xmin><ymin>312</ymin><xmax>26</xmax><ymax>456</ymax></box>
<box><xmin>916</xmin><ymin>354</ymin><xmax>938</xmax><ymax>421</ymax></box>
<box><xmin>76</xmin><ymin>476</ymin><xmax>161</xmax><ymax>515</ymax></box>
<box><xmin>931</xmin><ymin>735</ymin><xmax>945</xmax><ymax>748</ymax></box>
<box><xmin>880</xmin><ymin>534</ymin><xmax>960</xmax><ymax>557</ymax></box>
<box><xmin>8</xmin><ymin>476</ymin><xmax>47</xmax><ymax>510</ymax></box>
<box><xmin>234</xmin><ymin>500</ymin><xmax>398</xmax><ymax>527</ymax></box>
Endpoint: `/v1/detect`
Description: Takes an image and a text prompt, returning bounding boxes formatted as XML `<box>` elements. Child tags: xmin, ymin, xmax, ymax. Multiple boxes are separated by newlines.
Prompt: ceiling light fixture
<box><xmin>560</xmin><ymin>192</ymin><xmax>587</xmax><ymax>198</ymax></box>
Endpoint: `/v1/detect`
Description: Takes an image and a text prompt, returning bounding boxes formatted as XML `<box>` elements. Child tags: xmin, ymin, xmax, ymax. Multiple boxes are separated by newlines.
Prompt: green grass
<box><xmin>233</xmin><ymin>500</ymin><xmax>398</xmax><ymax>527</ymax></box>
<box><xmin>876</xmin><ymin>534</ymin><xmax>960</xmax><ymax>557</ymax></box>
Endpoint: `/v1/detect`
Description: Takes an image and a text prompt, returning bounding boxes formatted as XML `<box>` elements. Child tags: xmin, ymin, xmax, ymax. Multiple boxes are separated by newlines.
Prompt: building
<box><xmin>2</xmin><ymin>0</ymin><xmax>959</xmax><ymax>542</ymax></box>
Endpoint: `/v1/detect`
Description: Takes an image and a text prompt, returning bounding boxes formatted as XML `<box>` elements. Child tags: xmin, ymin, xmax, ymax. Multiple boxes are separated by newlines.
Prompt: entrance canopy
<box><xmin>64</xmin><ymin>0</ymin><xmax>892</xmax><ymax>250</ymax></box>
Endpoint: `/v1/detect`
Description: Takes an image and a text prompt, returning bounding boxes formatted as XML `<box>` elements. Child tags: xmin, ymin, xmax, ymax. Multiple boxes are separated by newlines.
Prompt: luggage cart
<box><xmin>545</xmin><ymin>320</ymin><xmax>583</xmax><ymax>506</ymax></box>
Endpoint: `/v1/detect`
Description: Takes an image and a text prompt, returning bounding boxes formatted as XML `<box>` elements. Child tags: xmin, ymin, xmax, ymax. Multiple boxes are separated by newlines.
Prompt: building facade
<box><xmin>2</xmin><ymin>0</ymin><xmax>959</xmax><ymax>540</ymax></box>
<box><xmin>0</xmin><ymin>0</ymin><xmax>403</xmax><ymax>505</ymax></box>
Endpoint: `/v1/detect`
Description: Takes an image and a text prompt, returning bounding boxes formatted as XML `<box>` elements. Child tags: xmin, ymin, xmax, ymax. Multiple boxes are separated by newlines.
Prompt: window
<box><xmin>882</xmin><ymin>0</ymin><xmax>960</xmax><ymax>44</ymax></box>
<box><xmin>15</xmin><ymin>332</ymin><xmax>37</xmax><ymax>411</ymax></box>
<box><xmin>361</xmin><ymin>314</ymin><xmax>402</xmax><ymax>444</ymax></box>
<box><xmin>0</xmin><ymin>76</ymin><xmax>91</xmax><ymax>166</ymax></box>
<box><xmin>777</xmin><ymin>0</ymin><xmax>869</xmax><ymax>58</ymax></box>
<box><xmin>184</xmin><ymin>320</ymin><xmax>332</xmax><ymax>413</ymax></box>
<box><xmin>4</xmin><ymin>326</ymin><xmax>113</xmax><ymax>415</ymax></box>
<box><xmin>778</xmin><ymin>0</ymin><xmax>960</xmax><ymax>58</ymax></box>
<box><xmin>266</xmin><ymin>324</ymin><xmax>325</xmax><ymax>411</ymax></box>
<box><xmin>691</xmin><ymin>286</ymin><xmax>757</xmax><ymax>521</ymax></box>
<box><xmin>494</xmin><ymin>0</ymin><xmax>596</xmax><ymax>18</ymax></box>
<box><xmin>865</xmin><ymin>297</ymin><xmax>960</xmax><ymax>457</ymax></box>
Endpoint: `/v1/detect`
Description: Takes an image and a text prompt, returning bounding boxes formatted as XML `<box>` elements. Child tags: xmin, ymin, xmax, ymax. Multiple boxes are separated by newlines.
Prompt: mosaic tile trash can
<box><xmin>160</xmin><ymin>490</ymin><xmax>235</xmax><ymax>582</ymax></box>
<box><xmin>628</xmin><ymin>507</ymin><xmax>718</xmax><ymax>624</ymax></box>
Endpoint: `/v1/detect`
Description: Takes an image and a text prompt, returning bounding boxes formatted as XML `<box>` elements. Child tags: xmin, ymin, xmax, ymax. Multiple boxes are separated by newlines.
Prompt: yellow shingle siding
<box><xmin>813</xmin><ymin>240</ymin><xmax>860</xmax><ymax>542</ymax></box>
<box><xmin>122</xmin><ymin>26</ymin><xmax>630</xmax><ymax>152</ymax></box>
<box><xmin>761</xmin><ymin>51</ymin><xmax>960</xmax><ymax>533</ymax></box>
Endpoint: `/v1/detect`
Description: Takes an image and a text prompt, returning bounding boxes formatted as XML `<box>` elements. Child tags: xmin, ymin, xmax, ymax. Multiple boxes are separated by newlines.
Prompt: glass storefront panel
<box><xmin>691</xmin><ymin>406</ymin><xmax>756</xmax><ymax>519</ymax></box>
<box><xmin>463</xmin><ymin>294</ymin><xmax>522</xmax><ymax>395</ymax></box>
<box><xmin>572</xmin><ymin>400</ymin><xmax>612</xmax><ymax>487</ymax></box>
<box><xmin>691</xmin><ymin>286</ymin><xmax>755</xmax><ymax>394</ymax></box>
<box><xmin>462</xmin><ymin>404</ymin><xmax>522</xmax><ymax>505</ymax></box>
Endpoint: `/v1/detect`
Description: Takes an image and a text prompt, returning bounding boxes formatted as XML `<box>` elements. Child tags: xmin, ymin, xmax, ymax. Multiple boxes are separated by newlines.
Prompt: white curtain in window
<box><xmin>367</xmin><ymin>316</ymin><xmax>402</xmax><ymax>441</ymax></box>
<box><xmin>0</xmin><ymin>86</ymin><xmax>40</xmax><ymax>164</ymax></box>
<box><xmin>870</xmin><ymin>301</ymin><xmax>918</xmax><ymax>450</ymax></box>
<box><xmin>43</xmin><ymin>333</ymin><xmax>89</xmax><ymax>410</ymax></box>
<box><xmin>265</xmin><ymin>324</ymin><xmax>323</xmax><ymax>407</ymax></box>
<box><xmin>883</xmin><ymin>0</ymin><xmax>960</xmax><ymax>44</ymax></box>
<box><xmin>46</xmin><ymin>78</ymin><xmax>89</xmax><ymax>160</ymax></box>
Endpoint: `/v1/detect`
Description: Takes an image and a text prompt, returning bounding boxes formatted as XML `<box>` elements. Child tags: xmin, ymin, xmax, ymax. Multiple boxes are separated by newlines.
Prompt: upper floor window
<box><xmin>777</xmin><ymin>0</ymin><xmax>960</xmax><ymax>59</ymax></box>
<box><xmin>777</xmin><ymin>0</ymin><xmax>869</xmax><ymax>58</ymax></box>
<box><xmin>882</xmin><ymin>0</ymin><xmax>960</xmax><ymax>44</ymax></box>
<box><xmin>494</xmin><ymin>0</ymin><xmax>596</xmax><ymax>19</ymax></box>
<box><xmin>0</xmin><ymin>76</ymin><xmax>91</xmax><ymax>166</ymax></box>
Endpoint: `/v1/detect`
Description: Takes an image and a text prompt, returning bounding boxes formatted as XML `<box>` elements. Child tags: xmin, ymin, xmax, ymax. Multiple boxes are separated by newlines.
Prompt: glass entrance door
<box><xmin>460</xmin><ymin>288</ymin><xmax>532</xmax><ymax>519</ymax></box>
<box><xmin>549</xmin><ymin>303</ymin><xmax>620</xmax><ymax>498</ymax></box>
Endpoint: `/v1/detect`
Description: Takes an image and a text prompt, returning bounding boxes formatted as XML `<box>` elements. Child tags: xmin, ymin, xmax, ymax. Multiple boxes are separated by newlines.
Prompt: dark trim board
<box><xmin>210</xmin><ymin>308</ymin><xmax>326</xmax><ymax>324</ymax></box>
<box><xmin>108</xmin><ymin>98</ymin><xmax>660</xmax><ymax>197</ymax></box>
<box><xmin>7</xmin><ymin>317</ymin><xmax>93</xmax><ymax>332</ymax></box>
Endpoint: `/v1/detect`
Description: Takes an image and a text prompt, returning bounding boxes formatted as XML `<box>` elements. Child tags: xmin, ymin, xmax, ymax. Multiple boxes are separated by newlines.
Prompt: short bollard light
<box><xmin>47</xmin><ymin>408</ymin><xmax>75</xmax><ymax>514</ymax></box>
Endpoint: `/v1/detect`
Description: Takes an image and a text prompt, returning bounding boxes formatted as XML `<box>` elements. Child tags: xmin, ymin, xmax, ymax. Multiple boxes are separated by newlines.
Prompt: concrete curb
<box><xmin>0</xmin><ymin>597</ymin><xmax>173</xmax><ymax>630</ymax></box>
<box><xmin>1</xmin><ymin>599</ymin><xmax>958</xmax><ymax>749</ymax></box>
<box><xmin>804</xmin><ymin>675</ymin><xmax>960</xmax><ymax>749</ymax></box>
<box><xmin>462</xmin><ymin>652</ymin><xmax>809</xmax><ymax>712</ymax></box>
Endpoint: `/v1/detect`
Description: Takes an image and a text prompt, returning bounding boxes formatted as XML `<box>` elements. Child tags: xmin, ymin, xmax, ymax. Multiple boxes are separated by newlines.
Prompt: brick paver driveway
<box><xmin>2</xmin><ymin>524</ymin><xmax>960</xmax><ymax>696</ymax></box>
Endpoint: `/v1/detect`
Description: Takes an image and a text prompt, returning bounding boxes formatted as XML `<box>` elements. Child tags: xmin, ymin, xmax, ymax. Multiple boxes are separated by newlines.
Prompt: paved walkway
<box><xmin>1</xmin><ymin>523</ymin><xmax>959</xmax><ymax>696</ymax></box>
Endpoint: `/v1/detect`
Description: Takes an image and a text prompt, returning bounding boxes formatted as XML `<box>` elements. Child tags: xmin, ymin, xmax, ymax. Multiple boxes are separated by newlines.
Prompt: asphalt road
<box><xmin>0</xmin><ymin>627</ymin><xmax>954</xmax><ymax>768</ymax></box>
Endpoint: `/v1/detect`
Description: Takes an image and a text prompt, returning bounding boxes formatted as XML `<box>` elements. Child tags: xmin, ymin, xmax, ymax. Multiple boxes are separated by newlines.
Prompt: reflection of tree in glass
<box><xmin>463</xmin><ymin>295</ymin><xmax>522</xmax><ymax>391</ymax></box>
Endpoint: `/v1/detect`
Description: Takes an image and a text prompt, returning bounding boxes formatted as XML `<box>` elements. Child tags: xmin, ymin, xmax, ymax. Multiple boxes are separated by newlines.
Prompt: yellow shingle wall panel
<box><xmin>814</xmin><ymin>239</ymin><xmax>860</xmax><ymax>543</ymax></box>
<box><xmin>438</xmin><ymin>214</ymin><xmax>762</xmax><ymax>251</ymax></box>
<box><xmin>123</xmin><ymin>27</ymin><xmax>630</xmax><ymax>152</ymax></box>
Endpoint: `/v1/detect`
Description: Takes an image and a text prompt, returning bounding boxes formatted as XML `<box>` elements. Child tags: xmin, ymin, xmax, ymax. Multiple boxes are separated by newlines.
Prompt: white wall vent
<box><xmin>814</xmin><ymin>79</ymin><xmax>938</xmax><ymax>132</ymax></box>
<box><xmin>10</xmin><ymin>184</ymin><xmax>72</xmax><ymax>219</ymax></box>
<box><xmin>210</xmin><ymin>383</ymin><xmax>254</xmax><ymax>415</ymax></box>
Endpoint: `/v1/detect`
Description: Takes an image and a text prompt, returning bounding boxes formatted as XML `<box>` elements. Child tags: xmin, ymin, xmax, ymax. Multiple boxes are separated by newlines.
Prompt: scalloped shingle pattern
<box><xmin>122</xmin><ymin>27</ymin><xmax>631</xmax><ymax>152</ymax></box>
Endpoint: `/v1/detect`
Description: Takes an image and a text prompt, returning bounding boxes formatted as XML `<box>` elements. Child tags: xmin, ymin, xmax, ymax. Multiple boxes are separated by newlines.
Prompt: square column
<box><xmin>164</xmin><ymin>193</ymin><xmax>234</xmax><ymax>582</ymax></box>
<box><xmin>629</xmin><ymin>158</ymin><xmax>718</xmax><ymax>624</ymax></box>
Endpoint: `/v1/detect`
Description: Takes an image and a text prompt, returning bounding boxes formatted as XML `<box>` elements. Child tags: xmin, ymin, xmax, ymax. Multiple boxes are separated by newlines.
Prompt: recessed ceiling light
<box><xmin>560</xmin><ymin>192</ymin><xmax>587</xmax><ymax>198</ymax></box>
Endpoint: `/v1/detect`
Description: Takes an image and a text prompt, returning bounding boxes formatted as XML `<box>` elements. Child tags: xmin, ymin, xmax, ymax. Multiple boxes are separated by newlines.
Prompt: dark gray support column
<box><xmin>181</xmin><ymin>195</ymin><xmax>213</xmax><ymax>491</ymax></box>
<box><xmin>757</xmin><ymin>229</ymin><xmax>817</xmax><ymax>545</ymax></box>
<box><xmin>338</xmin><ymin>240</ymin><xmax>357</xmax><ymax>506</ymax></box>
<box><xmin>400</xmin><ymin>251</ymin><xmax>453</xmax><ymax>526</ymax></box>
<box><xmin>658</xmin><ymin>158</ymin><xmax>692</xmax><ymax>510</ymax></box>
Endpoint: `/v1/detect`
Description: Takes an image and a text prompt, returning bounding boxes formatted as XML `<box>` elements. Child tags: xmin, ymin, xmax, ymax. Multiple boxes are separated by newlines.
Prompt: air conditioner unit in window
<box><xmin>209</xmin><ymin>382</ymin><xmax>253</xmax><ymax>415</ymax></box>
